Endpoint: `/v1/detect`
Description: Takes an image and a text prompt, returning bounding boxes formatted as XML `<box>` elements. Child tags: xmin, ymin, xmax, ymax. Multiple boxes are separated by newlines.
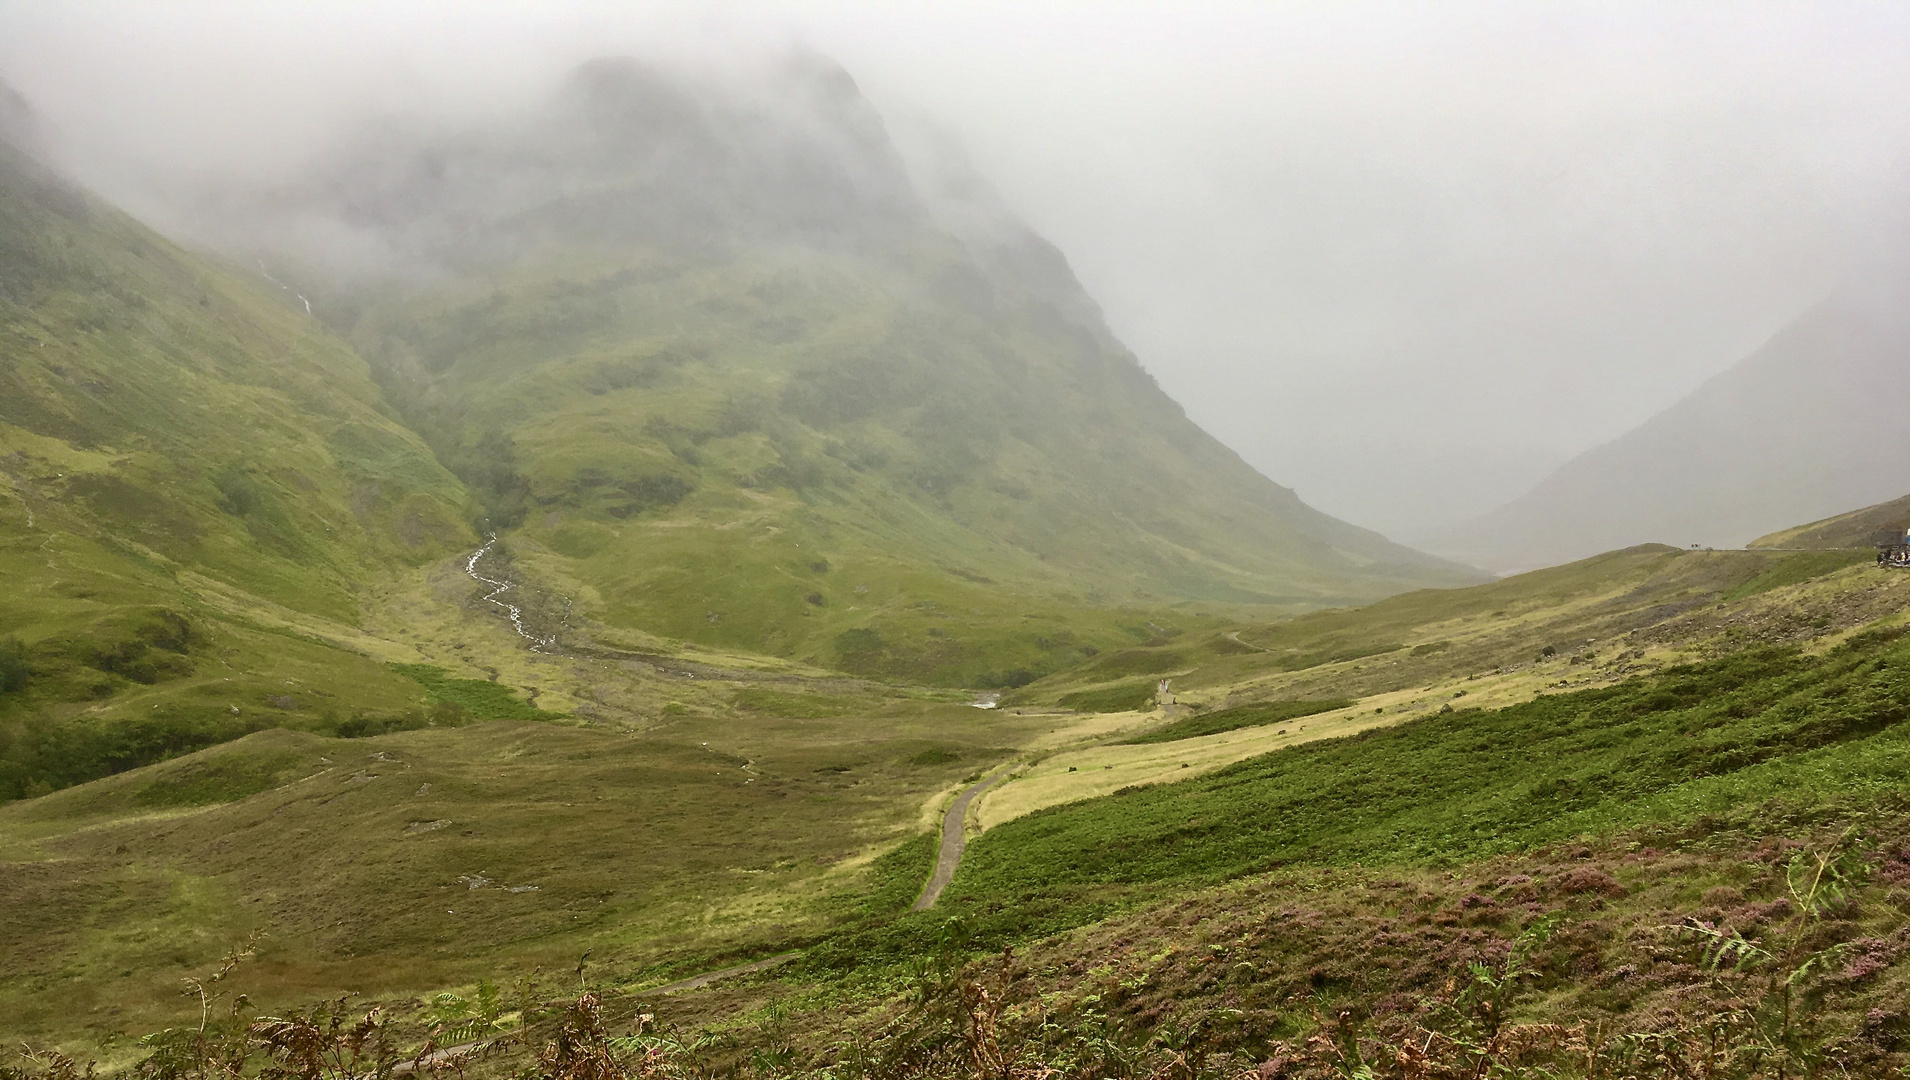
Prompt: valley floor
<box><xmin>6</xmin><ymin>543</ymin><xmax>1910</xmax><ymax>1078</ymax></box>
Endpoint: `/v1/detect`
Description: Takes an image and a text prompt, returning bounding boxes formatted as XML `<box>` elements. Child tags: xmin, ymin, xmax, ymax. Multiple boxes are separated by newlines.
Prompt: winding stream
<box><xmin>464</xmin><ymin>534</ymin><xmax>558</xmax><ymax>650</ymax></box>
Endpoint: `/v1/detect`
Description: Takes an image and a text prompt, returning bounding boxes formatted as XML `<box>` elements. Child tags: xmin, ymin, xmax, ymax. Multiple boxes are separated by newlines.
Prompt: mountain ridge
<box><xmin>1751</xmin><ymin>489</ymin><xmax>1910</xmax><ymax>550</ymax></box>
<box><xmin>0</xmin><ymin>122</ymin><xmax>485</xmax><ymax>799</ymax></box>
<box><xmin>1429</xmin><ymin>286</ymin><xmax>1910</xmax><ymax>572</ymax></box>
<box><xmin>177</xmin><ymin>54</ymin><xmax>1481</xmax><ymax>683</ymax></box>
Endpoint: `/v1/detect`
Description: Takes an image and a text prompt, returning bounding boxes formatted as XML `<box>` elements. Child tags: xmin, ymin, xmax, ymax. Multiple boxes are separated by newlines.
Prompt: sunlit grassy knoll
<box><xmin>973</xmin><ymin>701</ymin><xmax>1399</xmax><ymax>832</ymax></box>
<box><xmin>0</xmin><ymin>585</ymin><xmax>451</xmax><ymax>800</ymax></box>
<box><xmin>0</xmin><ymin>516</ymin><xmax>581</xmax><ymax>799</ymax></box>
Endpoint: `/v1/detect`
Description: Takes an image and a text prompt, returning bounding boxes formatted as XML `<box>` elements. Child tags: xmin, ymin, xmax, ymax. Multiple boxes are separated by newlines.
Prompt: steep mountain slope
<box><xmin>1431</xmin><ymin>287</ymin><xmax>1910</xmax><ymax>572</ymax></box>
<box><xmin>0</xmin><ymin>131</ymin><xmax>477</xmax><ymax>798</ymax></box>
<box><xmin>1752</xmin><ymin>490</ymin><xmax>1910</xmax><ymax>550</ymax></box>
<box><xmin>204</xmin><ymin>56</ymin><xmax>1479</xmax><ymax>684</ymax></box>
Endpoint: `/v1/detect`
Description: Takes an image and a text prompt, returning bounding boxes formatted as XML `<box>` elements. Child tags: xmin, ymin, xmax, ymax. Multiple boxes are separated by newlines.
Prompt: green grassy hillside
<box><xmin>0</xmin><ymin>688</ymin><xmax>1048</xmax><ymax>1044</ymax></box>
<box><xmin>16</xmin><ymin>55</ymin><xmax>1910</xmax><ymax>1078</ymax></box>
<box><xmin>943</xmin><ymin>633</ymin><xmax>1910</xmax><ymax>939</ymax></box>
<box><xmin>1753</xmin><ymin>490</ymin><xmax>1910</xmax><ymax>550</ymax></box>
<box><xmin>0</xmin><ymin>138</ymin><xmax>482</xmax><ymax>798</ymax></box>
<box><xmin>9</xmin><ymin>529</ymin><xmax>1909</xmax><ymax>1061</ymax></box>
<box><xmin>229</xmin><ymin>57</ymin><xmax>1478</xmax><ymax>687</ymax></box>
<box><xmin>1007</xmin><ymin>544</ymin><xmax>1886</xmax><ymax>717</ymax></box>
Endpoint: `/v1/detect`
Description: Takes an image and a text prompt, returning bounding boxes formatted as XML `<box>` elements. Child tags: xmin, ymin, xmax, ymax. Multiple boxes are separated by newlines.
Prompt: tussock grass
<box><xmin>11</xmin><ymin>520</ymin><xmax>1910</xmax><ymax>1052</ymax></box>
<box><xmin>1118</xmin><ymin>698</ymin><xmax>1352</xmax><ymax>745</ymax></box>
<box><xmin>939</xmin><ymin>628</ymin><xmax>1910</xmax><ymax>948</ymax></box>
<box><xmin>1055</xmin><ymin>680</ymin><xmax>1158</xmax><ymax>713</ymax></box>
<box><xmin>389</xmin><ymin>663</ymin><xmax>558</xmax><ymax>720</ymax></box>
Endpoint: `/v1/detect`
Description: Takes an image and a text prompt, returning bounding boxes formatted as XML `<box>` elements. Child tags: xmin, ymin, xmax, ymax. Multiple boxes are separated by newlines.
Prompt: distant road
<box><xmin>913</xmin><ymin>765</ymin><xmax>1016</xmax><ymax>910</ymax></box>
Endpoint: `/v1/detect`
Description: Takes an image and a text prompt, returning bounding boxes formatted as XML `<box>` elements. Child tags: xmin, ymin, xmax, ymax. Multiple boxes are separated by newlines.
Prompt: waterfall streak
<box><xmin>463</xmin><ymin>534</ymin><xmax>557</xmax><ymax>650</ymax></box>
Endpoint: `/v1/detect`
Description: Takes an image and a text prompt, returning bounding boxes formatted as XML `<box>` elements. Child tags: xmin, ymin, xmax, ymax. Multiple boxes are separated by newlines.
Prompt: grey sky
<box><xmin>2</xmin><ymin>1</ymin><xmax>1906</xmax><ymax>541</ymax></box>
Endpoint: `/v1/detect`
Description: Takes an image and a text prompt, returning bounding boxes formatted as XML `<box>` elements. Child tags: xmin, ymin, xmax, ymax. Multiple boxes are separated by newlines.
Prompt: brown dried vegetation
<box><xmin>14</xmin><ymin>824</ymin><xmax>1909</xmax><ymax>1080</ymax></box>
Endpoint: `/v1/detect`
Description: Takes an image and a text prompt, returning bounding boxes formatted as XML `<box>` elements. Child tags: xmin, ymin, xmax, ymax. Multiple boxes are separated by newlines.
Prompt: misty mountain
<box><xmin>182</xmin><ymin>55</ymin><xmax>1478</xmax><ymax>683</ymax></box>
<box><xmin>0</xmin><ymin>131</ymin><xmax>470</xmax><ymax>604</ymax></box>
<box><xmin>1429</xmin><ymin>285</ymin><xmax>1910</xmax><ymax>572</ymax></box>
<box><xmin>0</xmin><ymin>79</ymin><xmax>33</xmax><ymax>155</ymax></box>
<box><xmin>0</xmin><ymin>123</ymin><xmax>480</xmax><ymax>797</ymax></box>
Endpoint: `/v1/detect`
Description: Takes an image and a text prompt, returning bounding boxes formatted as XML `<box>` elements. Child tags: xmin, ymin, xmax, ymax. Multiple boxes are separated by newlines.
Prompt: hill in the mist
<box><xmin>1428</xmin><ymin>286</ymin><xmax>1910</xmax><ymax>572</ymax></box>
<box><xmin>0</xmin><ymin>126</ymin><xmax>478</xmax><ymax>799</ymax></box>
<box><xmin>200</xmin><ymin>55</ymin><xmax>1479</xmax><ymax>684</ymax></box>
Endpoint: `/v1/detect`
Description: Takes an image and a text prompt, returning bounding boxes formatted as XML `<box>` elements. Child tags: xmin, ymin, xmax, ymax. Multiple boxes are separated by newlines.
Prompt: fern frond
<box><xmin>1663</xmin><ymin>924</ymin><xmax>1772</xmax><ymax>971</ymax></box>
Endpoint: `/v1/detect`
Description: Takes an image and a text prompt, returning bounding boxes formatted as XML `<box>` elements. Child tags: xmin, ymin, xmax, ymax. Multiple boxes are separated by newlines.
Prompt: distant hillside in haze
<box><xmin>182</xmin><ymin>54</ymin><xmax>1480</xmax><ymax>684</ymax></box>
<box><xmin>1428</xmin><ymin>286</ymin><xmax>1910</xmax><ymax>572</ymax></box>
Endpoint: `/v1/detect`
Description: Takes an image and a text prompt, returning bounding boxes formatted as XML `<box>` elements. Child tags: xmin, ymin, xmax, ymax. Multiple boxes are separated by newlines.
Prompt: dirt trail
<box><xmin>913</xmin><ymin>765</ymin><xmax>1016</xmax><ymax>911</ymax></box>
<box><xmin>646</xmin><ymin>951</ymin><xmax>801</xmax><ymax>994</ymax></box>
<box><xmin>1225</xmin><ymin>630</ymin><xmax>1267</xmax><ymax>652</ymax></box>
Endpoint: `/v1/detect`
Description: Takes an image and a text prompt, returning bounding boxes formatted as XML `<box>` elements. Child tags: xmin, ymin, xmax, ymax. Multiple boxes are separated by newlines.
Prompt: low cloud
<box><xmin>2</xmin><ymin>1</ymin><xmax>1905</xmax><ymax>538</ymax></box>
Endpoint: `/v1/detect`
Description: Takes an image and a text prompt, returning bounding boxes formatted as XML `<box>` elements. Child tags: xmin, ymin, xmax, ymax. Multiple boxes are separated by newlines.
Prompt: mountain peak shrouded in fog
<box><xmin>181</xmin><ymin>54</ymin><xmax>934</xmax><ymax>286</ymax></box>
<box><xmin>1431</xmin><ymin>276</ymin><xmax>1910</xmax><ymax>572</ymax></box>
<box><xmin>0</xmin><ymin>78</ymin><xmax>38</xmax><ymax>156</ymax></box>
<box><xmin>4</xmin><ymin>5</ymin><xmax>1908</xmax><ymax>541</ymax></box>
<box><xmin>88</xmin><ymin>48</ymin><xmax>1476</xmax><ymax>683</ymax></box>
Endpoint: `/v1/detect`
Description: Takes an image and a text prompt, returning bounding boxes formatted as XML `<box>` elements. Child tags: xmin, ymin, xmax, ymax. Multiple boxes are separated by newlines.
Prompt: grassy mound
<box><xmin>1119</xmin><ymin>698</ymin><xmax>1354</xmax><ymax>744</ymax></box>
<box><xmin>1056</xmin><ymin>680</ymin><xmax>1159</xmax><ymax>713</ymax></box>
<box><xmin>1753</xmin><ymin>489</ymin><xmax>1910</xmax><ymax>549</ymax></box>
<box><xmin>388</xmin><ymin>663</ymin><xmax>557</xmax><ymax>720</ymax></box>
